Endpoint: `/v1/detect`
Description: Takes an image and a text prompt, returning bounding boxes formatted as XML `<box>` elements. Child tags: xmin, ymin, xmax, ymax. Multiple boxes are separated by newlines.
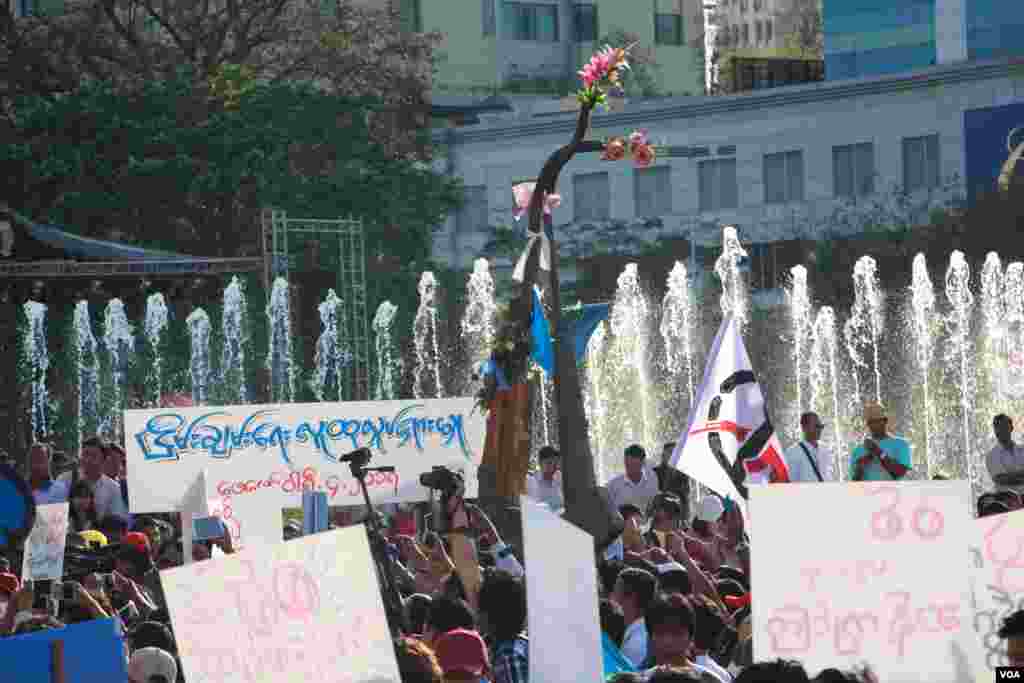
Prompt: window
<box><xmin>634</xmin><ymin>166</ymin><xmax>673</xmax><ymax>217</ymax></box>
<box><xmin>833</xmin><ymin>142</ymin><xmax>876</xmax><ymax>198</ymax></box>
<box><xmin>574</xmin><ymin>4</ymin><xmax>598</xmax><ymax>42</ymax></box>
<box><xmin>763</xmin><ymin>151</ymin><xmax>805</xmax><ymax>204</ymax></box>
<box><xmin>399</xmin><ymin>0</ymin><xmax>422</xmax><ymax>32</ymax></box>
<box><xmin>503</xmin><ymin>3</ymin><xmax>559</xmax><ymax>42</ymax></box>
<box><xmin>742</xmin><ymin>23</ymin><xmax>749</xmax><ymax>45</ymax></box>
<box><xmin>732</xmin><ymin>25</ymin><xmax>739</xmax><ymax>46</ymax></box>
<box><xmin>902</xmin><ymin>134</ymin><xmax>941</xmax><ymax>192</ymax></box>
<box><xmin>574</xmin><ymin>172</ymin><xmax>610</xmax><ymax>221</ymax></box>
<box><xmin>765</xmin><ymin>19</ymin><xmax>773</xmax><ymax>42</ymax></box>
<box><xmin>740</xmin><ymin>0</ymin><xmax>748</xmax><ymax>13</ymax></box>
<box><xmin>655</xmin><ymin>13</ymin><xmax>684</xmax><ymax>45</ymax></box>
<box><xmin>753</xmin><ymin>0</ymin><xmax>762</xmax><ymax>10</ymax></box>
<box><xmin>483</xmin><ymin>0</ymin><xmax>495</xmax><ymax>35</ymax></box>
<box><xmin>457</xmin><ymin>186</ymin><xmax>488</xmax><ymax>234</ymax></box>
<box><xmin>755</xmin><ymin>21</ymin><xmax>763</xmax><ymax>43</ymax></box>
<box><xmin>699</xmin><ymin>159</ymin><xmax>739</xmax><ymax>212</ymax></box>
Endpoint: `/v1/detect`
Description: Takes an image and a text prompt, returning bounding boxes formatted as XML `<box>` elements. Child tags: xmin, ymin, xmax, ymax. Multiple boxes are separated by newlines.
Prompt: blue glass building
<box><xmin>966</xmin><ymin>0</ymin><xmax>1024</xmax><ymax>60</ymax></box>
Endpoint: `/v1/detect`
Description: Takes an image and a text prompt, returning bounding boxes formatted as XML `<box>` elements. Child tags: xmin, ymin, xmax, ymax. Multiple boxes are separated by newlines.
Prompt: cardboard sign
<box><xmin>971</xmin><ymin>510</ymin><xmax>1024</xmax><ymax>675</ymax></box>
<box><xmin>160</xmin><ymin>526</ymin><xmax>400</xmax><ymax>683</ymax></box>
<box><xmin>21</xmin><ymin>503</ymin><xmax>69</xmax><ymax>582</ymax></box>
<box><xmin>521</xmin><ymin>496</ymin><xmax>603</xmax><ymax>683</ymax></box>
<box><xmin>0</xmin><ymin>618</ymin><xmax>127</xmax><ymax>683</ymax></box>
<box><xmin>751</xmin><ymin>481</ymin><xmax>980</xmax><ymax>682</ymax></box>
<box><xmin>125</xmin><ymin>398</ymin><xmax>486</xmax><ymax>512</ymax></box>
<box><xmin>210</xmin><ymin>492</ymin><xmax>282</xmax><ymax>552</ymax></box>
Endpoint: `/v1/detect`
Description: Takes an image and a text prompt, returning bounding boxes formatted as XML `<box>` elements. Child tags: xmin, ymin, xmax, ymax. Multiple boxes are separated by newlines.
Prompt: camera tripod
<box><xmin>346</xmin><ymin>456</ymin><xmax>407</xmax><ymax>637</ymax></box>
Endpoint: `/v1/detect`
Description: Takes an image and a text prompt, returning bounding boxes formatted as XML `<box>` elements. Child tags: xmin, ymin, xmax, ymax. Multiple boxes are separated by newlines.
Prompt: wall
<box><xmin>433</xmin><ymin>58</ymin><xmax>1024</xmax><ymax>281</ymax></box>
<box><xmin>424</xmin><ymin>0</ymin><xmax>498</xmax><ymax>91</ymax></box>
<box><xmin>966</xmin><ymin>0</ymin><xmax>1024</xmax><ymax>62</ymax></box>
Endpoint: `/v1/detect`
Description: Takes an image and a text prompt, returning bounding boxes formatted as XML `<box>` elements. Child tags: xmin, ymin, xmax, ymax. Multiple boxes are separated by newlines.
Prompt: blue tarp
<box><xmin>0</xmin><ymin>618</ymin><xmax>127</xmax><ymax>683</ymax></box>
<box><xmin>23</xmin><ymin>220</ymin><xmax>187</xmax><ymax>260</ymax></box>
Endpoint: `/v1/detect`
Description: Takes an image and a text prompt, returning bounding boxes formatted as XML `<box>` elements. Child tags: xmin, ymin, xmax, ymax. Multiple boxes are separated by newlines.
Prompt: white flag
<box><xmin>670</xmin><ymin>316</ymin><xmax>790</xmax><ymax>513</ymax></box>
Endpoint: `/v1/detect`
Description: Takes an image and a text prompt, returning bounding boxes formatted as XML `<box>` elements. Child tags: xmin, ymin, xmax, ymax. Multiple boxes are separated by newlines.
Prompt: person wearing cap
<box><xmin>986</xmin><ymin>414</ymin><xmax>1024</xmax><ymax>495</ymax></box>
<box><xmin>434</xmin><ymin>628</ymin><xmax>491</xmax><ymax>682</ymax></box>
<box><xmin>850</xmin><ymin>404</ymin><xmax>911</xmax><ymax>482</ymax></box>
<box><xmin>128</xmin><ymin>646</ymin><xmax>177</xmax><ymax>683</ymax></box>
<box><xmin>526</xmin><ymin>446</ymin><xmax>563</xmax><ymax>512</ymax></box>
<box><xmin>607</xmin><ymin>445</ymin><xmax>661</xmax><ymax>517</ymax></box>
<box><xmin>784</xmin><ymin>412</ymin><xmax>833</xmax><ymax>483</ymax></box>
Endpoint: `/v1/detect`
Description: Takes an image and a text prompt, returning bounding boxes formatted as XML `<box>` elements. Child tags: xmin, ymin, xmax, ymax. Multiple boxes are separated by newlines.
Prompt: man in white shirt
<box><xmin>783</xmin><ymin>412</ymin><xmax>832</xmax><ymax>483</ymax></box>
<box><xmin>526</xmin><ymin>446</ymin><xmax>563</xmax><ymax>512</ymax></box>
<box><xmin>986</xmin><ymin>414</ymin><xmax>1024</xmax><ymax>494</ymax></box>
<box><xmin>58</xmin><ymin>436</ymin><xmax>130</xmax><ymax>523</ymax></box>
<box><xmin>607</xmin><ymin>445</ymin><xmax>661</xmax><ymax>515</ymax></box>
<box><xmin>611</xmin><ymin>567</ymin><xmax>657</xmax><ymax>667</ymax></box>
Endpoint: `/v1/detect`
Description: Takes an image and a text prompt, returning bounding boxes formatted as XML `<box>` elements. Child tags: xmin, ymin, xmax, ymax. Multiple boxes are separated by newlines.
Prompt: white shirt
<box><xmin>32</xmin><ymin>479</ymin><xmax>70</xmax><ymax>505</ymax></box>
<box><xmin>607</xmin><ymin>468</ymin><xmax>661</xmax><ymax>515</ymax></box>
<box><xmin>58</xmin><ymin>471</ymin><xmax>129</xmax><ymax>522</ymax></box>
<box><xmin>696</xmin><ymin>653</ymin><xmax>734</xmax><ymax>682</ymax></box>
<box><xmin>784</xmin><ymin>440</ymin><xmax>833</xmax><ymax>483</ymax></box>
<box><xmin>526</xmin><ymin>472</ymin><xmax>563</xmax><ymax>512</ymax></box>
<box><xmin>621</xmin><ymin>617</ymin><xmax>649</xmax><ymax>667</ymax></box>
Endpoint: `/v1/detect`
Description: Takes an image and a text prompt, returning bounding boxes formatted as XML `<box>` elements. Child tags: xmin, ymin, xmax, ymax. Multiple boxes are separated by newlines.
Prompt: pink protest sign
<box><xmin>750</xmin><ymin>481</ymin><xmax>980</xmax><ymax>682</ymax></box>
<box><xmin>160</xmin><ymin>526</ymin><xmax>400</xmax><ymax>683</ymax></box>
<box><xmin>971</xmin><ymin>509</ymin><xmax>1024</xmax><ymax>674</ymax></box>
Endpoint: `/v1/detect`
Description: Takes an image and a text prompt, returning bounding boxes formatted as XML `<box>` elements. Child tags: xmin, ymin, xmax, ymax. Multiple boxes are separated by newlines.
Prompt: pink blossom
<box><xmin>632</xmin><ymin>143</ymin><xmax>656</xmax><ymax>168</ymax></box>
<box><xmin>629</xmin><ymin>129</ymin><xmax>648</xmax><ymax>149</ymax></box>
<box><xmin>512</xmin><ymin>182</ymin><xmax>561</xmax><ymax>221</ymax></box>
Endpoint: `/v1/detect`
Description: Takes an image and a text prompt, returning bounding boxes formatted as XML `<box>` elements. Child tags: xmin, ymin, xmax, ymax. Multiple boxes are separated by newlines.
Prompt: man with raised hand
<box><xmin>850</xmin><ymin>404</ymin><xmax>911</xmax><ymax>482</ymax></box>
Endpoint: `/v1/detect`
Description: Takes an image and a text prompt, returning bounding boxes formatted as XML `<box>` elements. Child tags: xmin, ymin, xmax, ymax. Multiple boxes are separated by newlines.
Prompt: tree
<box><xmin>0</xmin><ymin>69</ymin><xmax>462</xmax><ymax>268</ymax></box>
<box><xmin>1</xmin><ymin>0</ymin><xmax>441</xmax><ymax>155</ymax></box>
<box><xmin>774</xmin><ymin>0</ymin><xmax>823</xmax><ymax>60</ymax></box>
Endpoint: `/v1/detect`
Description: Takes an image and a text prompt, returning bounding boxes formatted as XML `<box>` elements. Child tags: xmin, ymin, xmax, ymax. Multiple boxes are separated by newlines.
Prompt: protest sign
<box><xmin>160</xmin><ymin>525</ymin><xmax>400</xmax><ymax>683</ymax></box>
<box><xmin>751</xmin><ymin>481</ymin><xmax>980</xmax><ymax>682</ymax></box>
<box><xmin>0</xmin><ymin>617</ymin><xmax>127</xmax><ymax>683</ymax></box>
<box><xmin>209</xmin><ymin>492</ymin><xmax>282</xmax><ymax>552</ymax></box>
<box><xmin>971</xmin><ymin>509</ymin><xmax>1024</xmax><ymax>674</ymax></box>
<box><xmin>125</xmin><ymin>397</ymin><xmax>485</xmax><ymax>512</ymax></box>
<box><xmin>21</xmin><ymin>503</ymin><xmax>69</xmax><ymax>582</ymax></box>
<box><xmin>521</xmin><ymin>496</ymin><xmax>603</xmax><ymax>683</ymax></box>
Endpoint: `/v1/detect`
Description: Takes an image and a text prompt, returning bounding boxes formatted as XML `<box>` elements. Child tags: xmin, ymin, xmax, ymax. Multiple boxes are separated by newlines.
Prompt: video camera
<box><xmin>419</xmin><ymin>466</ymin><xmax>463</xmax><ymax>498</ymax></box>
<box><xmin>341</xmin><ymin>447</ymin><xmax>373</xmax><ymax>470</ymax></box>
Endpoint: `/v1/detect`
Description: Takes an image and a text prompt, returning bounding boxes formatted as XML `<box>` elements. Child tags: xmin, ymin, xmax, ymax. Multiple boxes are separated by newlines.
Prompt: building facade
<box><xmin>433</xmin><ymin>56</ymin><xmax>1023</xmax><ymax>292</ymax></box>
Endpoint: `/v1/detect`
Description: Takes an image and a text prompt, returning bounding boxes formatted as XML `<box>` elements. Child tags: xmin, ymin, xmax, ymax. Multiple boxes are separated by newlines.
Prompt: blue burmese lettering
<box><xmin>133</xmin><ymin>404</ymin><xmax>472</xmax><ymax>466</ymax></box>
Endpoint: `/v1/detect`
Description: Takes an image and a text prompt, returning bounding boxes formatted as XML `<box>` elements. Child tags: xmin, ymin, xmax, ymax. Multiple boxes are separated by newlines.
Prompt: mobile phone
<box><xmin>192</xmin><ymin>516</ymin><xmax>227</xmax><ymax>541</ymax></box>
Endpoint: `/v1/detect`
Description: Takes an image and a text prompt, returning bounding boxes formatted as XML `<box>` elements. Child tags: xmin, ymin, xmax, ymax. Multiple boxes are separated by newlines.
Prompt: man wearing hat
<box><xmin>434</xmin><ymin>628</ymin><xmax>492</xmax><ymax>682</ymax></box>
<box><xmin>851</xmin><ymin>403</ymin><xmax>911</xmax><ymax>481</ymax></box>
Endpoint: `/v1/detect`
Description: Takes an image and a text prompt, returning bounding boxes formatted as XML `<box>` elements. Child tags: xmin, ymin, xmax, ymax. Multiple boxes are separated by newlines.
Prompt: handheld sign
<box><xmin>160</xmin><ymin>525</ymin><xmax>401</xmax><ymax>683</ymax></box>
<box><xmin>0</xmin><ymin>618</ymin><xmax>127</xmax><ymax>683</ymax></box>
<box><xmin>125</xmin><ymin>398</ymin><xmax>486</xmax><ymax>512</ymax></box>
<box><xmin>971</xmin><ymin>509</ymin><xmax>1024</xmax><ymax>675</ymax></box>
<box><xmin>21</xmin><ymin>503</ymin><xmax>69</xmax><ymax>582</ymax></box>
<box><xmin>521</xmin><ymin>496</ymin><xmax>603</xmax><ymax>683</ymax></box>
<box><xmin>302</xmin><ymin>491</ymin><xmax>329</xmax><ymax>536</ymax></box>
<box><xmin>751</xmin><ymin>481</ymin><xmax>980</xmax><ymax>682</ymax></box>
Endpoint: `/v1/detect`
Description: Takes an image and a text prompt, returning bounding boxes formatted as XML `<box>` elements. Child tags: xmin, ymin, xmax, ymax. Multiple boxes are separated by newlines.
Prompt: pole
<box><xmin>352</xmin><ymin>464</ymin><xmax>407</xmax><ymax>637</ymax></box>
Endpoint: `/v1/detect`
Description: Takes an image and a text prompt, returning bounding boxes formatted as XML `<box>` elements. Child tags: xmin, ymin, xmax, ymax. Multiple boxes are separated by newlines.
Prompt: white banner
<box><xmin>751</xmin><ymin>481</ymin><xmax>981</xmax><ymax>682</ymax></box>
<box><xmin>124</xmin><ymin>398</ymin><xmax>486</xmax><ymax>512</ymax></box>
<box><xmin>21</xmin><ymin>503</ymin><xmax>69</xmax><ymax>582</ymax></box>
<box><xmin>971</xmin><ymin>509</ymin><xmax>1024</xmax><ymax>677</ymax></box>
<box><xmin>161</xmin><ymin>526</ymin><xmax>400</xmax><ymax>683</ymax></box>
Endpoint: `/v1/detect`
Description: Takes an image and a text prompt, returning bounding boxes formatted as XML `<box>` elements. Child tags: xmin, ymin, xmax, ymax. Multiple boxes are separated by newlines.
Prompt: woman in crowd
<box><xmin>69</xmin><ymin>479</ymin><xmax>99</xmax><ymax>533</ymax></box>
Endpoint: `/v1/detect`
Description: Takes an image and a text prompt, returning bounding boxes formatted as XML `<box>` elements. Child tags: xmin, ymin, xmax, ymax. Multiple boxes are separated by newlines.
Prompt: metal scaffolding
<box><xmin>262</xmin><ymin>209</ymin><xmax>370</xmax><ymax>401</ymax></box>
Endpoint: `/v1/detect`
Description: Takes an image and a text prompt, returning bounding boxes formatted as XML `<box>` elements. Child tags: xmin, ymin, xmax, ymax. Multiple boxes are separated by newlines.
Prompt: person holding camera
<box><xmin>850</xmin><ymin>404</ymin><xmax>911</xmax><ymax>482</ymax></box>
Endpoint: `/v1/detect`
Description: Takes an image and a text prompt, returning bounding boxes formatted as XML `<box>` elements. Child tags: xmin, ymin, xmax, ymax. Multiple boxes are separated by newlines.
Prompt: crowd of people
<box><xmin>3</xmin><ymin>399</ymin><xmax>1024</xmax><ymax>682</ymax></box>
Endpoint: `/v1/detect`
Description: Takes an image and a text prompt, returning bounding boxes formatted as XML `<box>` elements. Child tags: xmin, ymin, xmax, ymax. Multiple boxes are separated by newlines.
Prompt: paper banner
<box><xmin>971</xmin><ymin>509</ymin><xmax>1024</xmax><ymax>675</ymax></box>
<box><xmin>21</xmin><ymin>503</ymin><xmax>69</xmax><ymax>582</ymax></box>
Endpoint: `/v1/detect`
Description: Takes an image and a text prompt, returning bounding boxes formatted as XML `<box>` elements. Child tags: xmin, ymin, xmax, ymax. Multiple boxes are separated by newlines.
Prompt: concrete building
<box><xmin>823</xmin><ymin>0</ymin><xmax>1024</xmax><ymax>81</ymax></box>
<box><xmin>433</xmin><ymin>55</ymin><xmax>1024</xmax><ymax>296</ymax></box>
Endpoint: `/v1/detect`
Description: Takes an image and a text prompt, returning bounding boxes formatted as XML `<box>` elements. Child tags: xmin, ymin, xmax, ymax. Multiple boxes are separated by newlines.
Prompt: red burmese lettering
<box><xmin>938</xmin><ymin>604</ymin><xmax>960</xmax><ymax>630</ymax></box>
<box><xmin>911</xmin><ymin>503</ymin><xmax>944</xmax><ymax>540</ymax></box>
<box><xmin>870</xmin><ymin>487</ymin><xmax>903</xmax><ymax>541</ymax></box>
<box><xmin>766</xmin><ymin>605</ymin><xmax>811</xmax><ymax>654</ymax></box>
<box><xmin>811</xmin><ymin>601</ymin><xmax>831</xmax><ymax>638</ymax></box>
<box><xmin>834</xmin><ymin>612</ymin><xmax>879</xmax><ymax>656</ymax></box>
<box><xmin>801</xmin><ymin>567</ymin><xmax>823</xmax><ymax>592</ymax></box>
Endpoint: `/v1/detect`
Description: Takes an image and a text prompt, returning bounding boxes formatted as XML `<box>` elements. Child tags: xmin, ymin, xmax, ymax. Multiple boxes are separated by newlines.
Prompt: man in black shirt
<box><xmin>653</xmin><ymin>442</ymin><xmax>690</xmax><ymax>519</ymax></box>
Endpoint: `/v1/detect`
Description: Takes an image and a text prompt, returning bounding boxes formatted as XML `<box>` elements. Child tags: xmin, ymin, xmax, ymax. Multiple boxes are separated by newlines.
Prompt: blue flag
<box><xmin>531</xmin><ymin>287</ymin><xmax>555</xmax><ymax>375</ymax></box>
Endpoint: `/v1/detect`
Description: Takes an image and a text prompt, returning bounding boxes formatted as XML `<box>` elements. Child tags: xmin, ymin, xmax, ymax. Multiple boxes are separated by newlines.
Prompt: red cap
<box><xmin>0</xmin><ymin>573</ymin><xmax>19</xmax><ymax>596</ymax></box>
<box><xmin>123</xmin><ymin>532</ymin><xmax>151</xmax><ymax>554</ymax></box>
<box><xmin>724</xmin><ymin>593</ymin><xmax>751</xmax><ymax>610</ymax></box>
<box><xmin>434</xmin><ymin>629</ymin><xmax>490</xmax><ymax>676</ymax></box>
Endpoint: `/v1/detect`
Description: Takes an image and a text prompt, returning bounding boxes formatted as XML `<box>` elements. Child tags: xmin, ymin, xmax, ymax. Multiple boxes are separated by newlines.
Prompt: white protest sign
<box><xmin>521</xmin><ymin>496</ymin><xmax>603</xmax><ymax>683</ymax></box>
<box><xmin>124</xmin><ymin>397</ymin><xmax>486</xmax><ymax>512</ymax></box>
<box><xmin>21</xmin><ymin>503</ymin><xmax>69</xmax><ymax>581</ymax></box>
<box><xmin>161</xmin><ymin>526</ymin><xmax>400</xmax><ymax>683</ymax></box>
<box><xmin>209</xmin><ymin>492</ymin><xmax>282</xmax><ymax>553</ymax></box>
<box><xmin>751</xmin><ymin>481</ymin><xmax>980</xmax><ymax>682</ymax></box>
<box><xmin>970</xmin><ymin>510</ymin><xmax>1024</xmax><ymax>675</ymax></box>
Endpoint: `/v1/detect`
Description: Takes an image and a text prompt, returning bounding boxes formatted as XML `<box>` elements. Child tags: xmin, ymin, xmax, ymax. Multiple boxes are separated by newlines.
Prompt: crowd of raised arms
<box><xmin>5</xmin><ymin>400</ymin><xmax>1024</xmax><ymax>683</ymax></box>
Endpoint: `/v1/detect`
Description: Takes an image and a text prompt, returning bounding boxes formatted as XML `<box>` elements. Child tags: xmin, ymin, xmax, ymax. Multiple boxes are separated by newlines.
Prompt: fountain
<box><xmin>221</xmin><ymin>276</ymin><xmax>249</xmax><ymax>404</ymax></box>
<box><xmin>584</xmin><ymin>320</ymin><xmax>610</xmax><ymax>483</ymax></box>
<box><xmin>144</xmin><ymin>293</ymin><xmax>169</xmax><ymax>407</ymax></box>
<box><xmin>789</xmin><ymin>265</ymin><xmax>813</xmax><ymax>424</ymax></box>
<box><xmin>102</xmin><ymin>299</ymin><xmax>134</xmax><ymax>436</ymax></box>
<box><xmin>945</xmin><ymin>251</ymin><xmax>976</xmax><ymax>493</ymax></box>
<box><xmin>810</xmin><ymin>307</ymin><xmax>844</xmax><ymax>479</ymax></box>
<box><xmin>266</xmin><ymin>278</ymin><xmax>294</xmax><ymax>403</ymax></box>
<box><xmin>844</xmin><ymin>256</ymin><xmax>884</xmax><ymax>409</ymax></box>
<box><xmin>74</xmin><ymin>301</ymin><xmax>99</xmax><ymax>446</ymax></box>
<box><xmin>1003</xmin><ymin>262</ymin><xmax>1024</xmax><ymax>400</ymax></box>
<box><xmin>313</xmin><ymin>290</ymin><xmax>344</xmax><ymax>402</ymax></box>
<box><xmin>909</xmin><ymin>254</ymin><xmax>938</xmax><ymax>477</ymax></box>
<box><xmin>186</xmin><ymin>308</ymin><xmax>212</xmax><ymax>405</ymax></box>
<box><xmin>373</xmin><ymin>301</ymin><xmax>399</xmax><ymax>401</ymax></box>
<box><xmin>460</xmin><ymin>259</ymin><xmax>497</xmax><ymax>395</ymax></box>
<box><xmin>660</xmin><ymin>261</ymin><xmax>696</xmax><ymax>411</ymax></box>
<box><xmin>23</xmin><ymin>301</ymin><xmax>48</xmax><ymax>440</ymax></box>
<box><xmin>714</xmin><ymin>226</ymin><xmax>749</xmax><ymax>328</ymax></box>
<box><xmin>413</xmin><ymin>271</ymin><xmax>443</xmax><ymax>400</ymax></box>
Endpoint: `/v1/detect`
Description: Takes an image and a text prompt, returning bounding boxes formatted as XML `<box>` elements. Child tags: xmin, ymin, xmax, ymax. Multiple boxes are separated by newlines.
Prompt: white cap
<box><xmin>697</xmin><ymin>496</ymin><xmax>725</xmax><ymax>523</ymax></box>
<box><xmin>655</xmin><ymin>562</ymin><xmax>687</xmax><ymax>575</ymax></box>
<box><xmin>129</xmin><ymin>647</ymin><xmax>177</xmax><ymax>683</ymax></box>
